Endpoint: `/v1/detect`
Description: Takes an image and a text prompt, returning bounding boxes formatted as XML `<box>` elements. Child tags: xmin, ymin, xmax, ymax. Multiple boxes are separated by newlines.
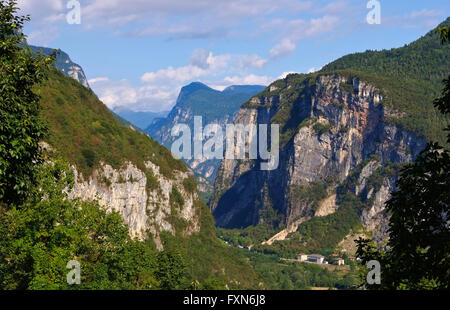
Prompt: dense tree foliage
<box><xmin>0</xmin><ymin>0</ymin><xmax>53</xmax><ymax>205</ymax></box>
<box><xmin>40</xmin><ymin>69</ymin><xmax>187</xmax><ymax>179</ymax></box>
<box><xmin>0</xmin><ymin>161</ymin><xmax>161</xmax><ymax>289</ymax></box>
<box><xmin>322</xmin><ymin>20</ymin><xmax>450</xmax><ymax>82</ymax></box>
<box><xmin>433</xmin><ymin>25</ymin><xmax>450</xmax><ymax>143</ymax></box>
<box><xmin>356</xmin><ymin>27</ymin><xmax>450</xmax><ymax>290</ymax></box>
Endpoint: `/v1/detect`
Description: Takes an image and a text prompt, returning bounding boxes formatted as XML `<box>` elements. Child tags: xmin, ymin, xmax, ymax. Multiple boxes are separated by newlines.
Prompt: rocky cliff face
<box><xmin>68</xmin><ymin>161</ymin><xmax>200</xmax><ymax>250</ymax></box>
<box><xmin>211</xmin><ymin>74</ymin><xmax>427</xmax><ymax>244</ymax></box>
<box><xmin>30</xmin><ymin>45</ymin><xmax>90</xmax><ymax>88</ymax></box>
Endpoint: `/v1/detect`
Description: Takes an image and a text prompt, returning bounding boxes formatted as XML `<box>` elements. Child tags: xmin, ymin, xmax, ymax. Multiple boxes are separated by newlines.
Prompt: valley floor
<box><xmin>217</xmin><ymin>231</ymin><xmax>362</xmax><ymax>290</ymax></box>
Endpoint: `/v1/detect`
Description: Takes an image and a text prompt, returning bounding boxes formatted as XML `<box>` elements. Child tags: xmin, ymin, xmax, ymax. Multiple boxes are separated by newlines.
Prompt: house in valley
<box><xmin>332</xmin><ymin>257</ymin><xmax>345</xmax><ymax>266</ymax></box>
<box><xmin>298</xmin><ymin>254</ymin><xmax>308</xmax><ymax>262</ymax></box>
<box><xmin>306</xmin><ymin>254</ymin><xmax>325</xmax><ymax>264</ymax></box>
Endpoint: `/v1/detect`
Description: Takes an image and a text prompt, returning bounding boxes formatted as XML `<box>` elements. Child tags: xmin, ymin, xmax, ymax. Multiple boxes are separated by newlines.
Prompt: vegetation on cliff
<box><xmin>356</xmin><ymin>27</ymin><xmax>450</xmax><ymax>290</ymax></box>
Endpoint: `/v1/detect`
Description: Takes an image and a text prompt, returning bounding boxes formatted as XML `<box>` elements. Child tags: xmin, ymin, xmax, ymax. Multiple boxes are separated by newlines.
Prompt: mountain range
<box><xmin>21</xmin><ymin>17</ymin><xmax>450</xmax><ymax>289</ymax></box>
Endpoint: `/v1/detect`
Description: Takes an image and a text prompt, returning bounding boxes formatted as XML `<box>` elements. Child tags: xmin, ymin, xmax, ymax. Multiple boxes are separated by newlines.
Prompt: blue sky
<box><xmin>18</xmin><ymin>0</ymin><xmax>450</xmax><ymax>112</ymax></box>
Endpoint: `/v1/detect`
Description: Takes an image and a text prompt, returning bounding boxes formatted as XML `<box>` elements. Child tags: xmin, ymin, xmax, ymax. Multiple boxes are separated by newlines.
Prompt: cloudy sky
<box><xmin>17</xmin><ymin>0</ymin><xmax>450</xmax><ymax>112</ymax></box>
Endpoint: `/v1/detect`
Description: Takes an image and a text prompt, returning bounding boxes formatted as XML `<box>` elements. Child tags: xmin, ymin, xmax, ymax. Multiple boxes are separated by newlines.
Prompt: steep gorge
<box><xmin>210</xmin><ymin>21</ymin><xmax>449</xmax><ymax>250</ymax></box>
<box><xmin>211</xmin><ymin>74</ymin><xmax>426</xmax><ymax>245</ymax></box>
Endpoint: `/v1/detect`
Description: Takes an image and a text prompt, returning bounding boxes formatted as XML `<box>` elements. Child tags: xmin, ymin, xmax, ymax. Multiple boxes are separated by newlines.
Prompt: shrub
<box><xmin>312</xmin><ymin>122</ymin><xmax>333</xmax><ymax>135</ymax></box>
<box><xmin>81</xmin><ymin>149</ymin><xmax>96</xmax><ymax>168</ymax></box>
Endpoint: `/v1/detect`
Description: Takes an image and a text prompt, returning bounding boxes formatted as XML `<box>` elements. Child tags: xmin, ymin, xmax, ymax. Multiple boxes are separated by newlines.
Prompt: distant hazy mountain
<box><xmin>146</xmin><ymin>82</ymin><xmax>265</xmax><ymax>187</ymax></box>
<box><xmin>29</xmin><ymin>45</ymin><xmax>90</xmax><ymax>89</ymax></box>
<box><xmin>112</xmin><ymin>108</ymin><xmax>170</xmax><ymax>130</ymax></box>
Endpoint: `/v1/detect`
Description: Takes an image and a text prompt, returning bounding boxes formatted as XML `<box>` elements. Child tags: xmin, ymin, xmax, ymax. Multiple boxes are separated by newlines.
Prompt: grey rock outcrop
<box><xmin>29</xmin><ymin>45</ymin><xmax>90</xmax><ymax>88</ymax></box>
<box><xmin>68</xmin><ymin>161</ymin><xmax>200</xmax><ymax>250</ymax></box>
<box><xmin>211</xmin><ymin>74</ymin><xmax>427</xmax><ymax>242</ymax></box>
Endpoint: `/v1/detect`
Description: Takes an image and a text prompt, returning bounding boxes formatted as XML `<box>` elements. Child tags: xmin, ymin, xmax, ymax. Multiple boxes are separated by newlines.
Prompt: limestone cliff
<box><xmin>40</xmin><ymin>67</ymin><xmax>203</xmax><ymax>251</ymax></box>
<box><xmin>68</xmin><ymin>161</ymin><xmax>200</xmax><ymax>250</ymax></box>
<box><xmin>211</xmin><ymin>74</ymin><xmax>427</xmax><ymax>244</ymax></box>
<box><xmin>30</xmin><ymin>45</ymin><xmax>90</xmax><ymax>89</ymax></box>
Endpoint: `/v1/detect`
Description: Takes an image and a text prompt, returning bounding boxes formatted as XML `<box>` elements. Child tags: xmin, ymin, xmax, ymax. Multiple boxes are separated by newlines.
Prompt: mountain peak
<box><xmin>176</xmin><ymin>82</ymin><xmax>217</xmax><ymax>105</ymax></box>
<box><xmin>29</xmin><ymin>45</ymin><xmax>90</xmax><ymax>89</ymax></box>
<box><xmin>182</xmin><ymin>82</ymin><xmax>213</xmax><ymax>92</ymax></box>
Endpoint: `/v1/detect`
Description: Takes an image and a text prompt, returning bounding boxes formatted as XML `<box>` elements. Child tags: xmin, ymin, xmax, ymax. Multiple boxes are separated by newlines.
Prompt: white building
<box><xmin>306</xmin><ymin>254</ymin><xmax>325</xmax><ymax>264</ymax></box>
<box><xmin>333</xmin><ymin>258</ymin><xmax>345</xmax><ymax>266</ymax></box>
<box><xmin>298</xmin><ymin>254</ymin><xmax>308</xmax><ymax>262</ymax></box>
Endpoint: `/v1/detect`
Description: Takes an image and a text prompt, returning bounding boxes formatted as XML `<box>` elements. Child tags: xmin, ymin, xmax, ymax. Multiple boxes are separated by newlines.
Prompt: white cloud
<box><xmin>97</xmin><ymin>79</ymin><xmax>137</xmax><ymax>108</ymax></box>
<box><xmin>208</xmin><ymin>85</ymin><xmax>229</xmax><ymax>91</ymax></box>
<box><xmin>189</xmin><ymin>49</ymin><xmax>216</xmax><ymax>69</ymax></box>
<box><xmin>141</xmin><ymin>65</ymin><xmax>207</xmax><ymax>84</ymax></box>
<box><xmin>141</xmin><ymin>49</ymin><xmax>230</xmax><ymax>84</ymax></box>
<box><xmin>278</xmin><ymin>71</ymin><xmax>298</xmax><ymax>79</ymax></box>
<box><xmin>282</xmin><ymin>15</ymin><xmax>340</xmax><ymax>40</ymax></box>
<box><xmin>18</xmin><ymin>0</ymin><xmax>344</xmax><ymax>68</ymax></box>
<box><xmin>131</xmin><ymin>24</ymin><xmax>229</xmax><ymax>40</ymax></box>
<box><xmin>408</xmin><ymin>9</ymin><xmax>443</xmax><ymax>19</ymax></box>
<box><xmin>92</xmin><ymin>72</ymin><xmax>273</xmax><ymax>112</ymax></box>
<box><xmin>17</xmin><ymin>0</ymin><xmax>65</xmax><ymax>43</ymax></box>
<box><xmin>403</xmin><ymin>9</ymin><xmax>445</xmax><ymax>29</ymax></box>
<box><xmin>224</xmin><ymin>74</ymin><xmax>273</xmax><ymax>85</ymax></box>
<box><xmin>287</xmin><ymin>1</ymin><xmax>313</xmax><ymax>13</ymax></box>
<box><xmin>15</xmin><ymin>0</ymin><xmax>357</xmax><ymax>112</ymax></box>
<box><xmin>27</xmin><ymin>26</ymin><xmax>61</xmax><ymax>46</ymax></box>
<box><xmin>267</xmin><ymin>15</ymin><xmax>340</xmax><ymax>60</ymax></box>
<box><xmin>92</xmin><ymin>48</ymin><xmax>273</xmax><ymax>112</ymax></box>
<box><xmin>317</xmin><ymin>1</ymin><xmax>349</xmax><ymax>14</ymax></box>
<box><xmin>270</xmin><ymin>38</ymin><xmax>296</xmax><ymax>58</ymax></box>
<box><xmin>114</xmin><ymin>0</ymin><xmax>310</xmax><ymax>22</ymax></box>
<box><xmin>376</xmin><ymin>8</ymin><xmax>446</xmax><ymax>31</ymax></box>
<box><xmin>89</xmin><ymin>78</ymin><xmax>179</xmax><ymax>112</ymax></box>
<box><xmin>88</xmin><ymin>77</ymin><xmax>110</xmax><ymax>84</ymax></box>
<box><xmin>18</xmin><ymin>0</ymin><xmax>64</xmax><ymax>17</ymax></box>
<box><xmin>18</xmin><ymin>0</ymin><xmax>315</xmax><ymax>42</ymax></box>
<box><xmin>189</xmin><ymin>49</ymin><xmax>230</xmax><ymax>70</ymax></box>
<box><xmin>239</xmin><ymin>54</ymin><xmax>268</xmax><ymax>69</ymax></box>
